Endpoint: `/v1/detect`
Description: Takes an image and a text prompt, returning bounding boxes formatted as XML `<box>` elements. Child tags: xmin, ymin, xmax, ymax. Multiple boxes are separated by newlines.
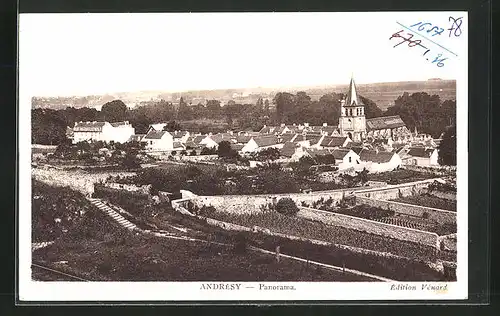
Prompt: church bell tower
<box><xmin>338</xmin><ymin>76</ymin><xmax>366</xmax><ymax>142</ymax></box>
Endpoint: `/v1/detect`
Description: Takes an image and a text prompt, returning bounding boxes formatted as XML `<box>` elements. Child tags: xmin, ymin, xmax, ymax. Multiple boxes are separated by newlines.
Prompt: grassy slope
<box><xmin>32</xmin><ymin>180</ymin><xmax>369</xmax><ymax>281</ymax></box>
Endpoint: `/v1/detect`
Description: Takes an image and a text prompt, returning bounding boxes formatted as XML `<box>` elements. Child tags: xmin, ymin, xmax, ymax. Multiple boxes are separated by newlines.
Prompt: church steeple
<box><xmin>344</xmin><ymin>76</ymin><xmax>364</xmax><ymax>106</ymax></box>
<box><xmin>338</xmin><ymin>75</ymin><xmax>367</xmax><ymax>142</ymax></box>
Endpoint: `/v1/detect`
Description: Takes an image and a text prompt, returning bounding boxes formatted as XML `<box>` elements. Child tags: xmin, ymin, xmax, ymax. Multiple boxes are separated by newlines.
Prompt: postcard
<box><xmin>19</xmin><ymin>11</ymin><xmax>467</xmax><ymax>302</ymax></box>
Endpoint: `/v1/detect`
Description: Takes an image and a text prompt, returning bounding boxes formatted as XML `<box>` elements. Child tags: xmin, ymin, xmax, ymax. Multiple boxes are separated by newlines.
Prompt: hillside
<box><xmin>32</xmin><ymin>80</ymin><xmax>455</xmax><ymax>111</ymax></box>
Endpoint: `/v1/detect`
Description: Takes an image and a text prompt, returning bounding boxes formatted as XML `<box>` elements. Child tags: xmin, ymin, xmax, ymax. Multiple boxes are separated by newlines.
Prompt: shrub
<box><xmin>275</xmin><ymin>198</ymin><xmax>299</xmax><ymax>216</ymax></box>
<box><xmin>422</xmin><ymin>212</ymin><xmax>430</xmax><ymax>219</ymax></box>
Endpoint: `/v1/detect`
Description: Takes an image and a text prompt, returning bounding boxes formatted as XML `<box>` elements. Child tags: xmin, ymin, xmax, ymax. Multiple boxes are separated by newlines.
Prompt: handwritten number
<box><xmin>418</xmin><ymin>22</ymin><xmax>432</xmax><ymax>31</ymax></box>
<box><xmin>410</xmin><ymin>22</ymin><xmax>422</xmax><ymax>28</ymax></box>
<box><xmin>448</xmin><ymin>16</ymin><xmax>463</xmax><ymax>37</ymax></box>
<box><xmin>432</xmin><ymin>54</ymin><xmax>447</xmax><ymax>67</ymax></box>
<box><xmin>423</xmin><ymin>49</ymin><xmax>430</xmax><ymax>56</ymax></box>
<box><xmin>408</xmin><ymin>39</ymin><xmax>422</xmax><ymax>47</ymax></box>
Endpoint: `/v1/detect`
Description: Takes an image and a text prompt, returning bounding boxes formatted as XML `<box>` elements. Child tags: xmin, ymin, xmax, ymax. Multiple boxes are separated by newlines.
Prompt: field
<box><xmin>196</xmin><ymin>207</ymin><xmax>438</xmax><ymax>261</ymax></box>
<box><xmin>32</xmin><ymin>178</ymin><xmax>457</xmax><ymax>282</ymax></box>
<box><xmin>31</xmin><ymin>180</ymin><xmax>371</xmax><ymax>281</ymax></box>
<box><xmin>35</xmin><ymin>235</ymin><xmax>369</xmax><ymax>281</ymax></box>
<box><xmin>391</xmin><ymin>194</ymin><xmax>457</xmax><ymax>212</ymax></box>
<box><xmin>367</xmin><ymin>169</ymin><xmax>438</xmax><ymax>185</ymax></box>
<box><xmin>311</xmin><ymin>202</ymin><xmax>456</xmax><ymax>236</ymax></box>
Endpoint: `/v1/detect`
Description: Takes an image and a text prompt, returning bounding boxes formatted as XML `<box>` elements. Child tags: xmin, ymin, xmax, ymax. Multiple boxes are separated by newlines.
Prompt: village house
<box><xmin>147</xmin><ymin>123</ymin><xmax>167</xmax><ymax>134</ymax></box>
<box><xmin>185</xmin><ymin>135</ymin><xmax>206</xmax><ymax>149</ymax></box>
<box><xmin>72</xmin><ymin>121</ymin><xmax>135</xmax><ymax>144</ymax></box>
<box><xmin>129</xmin><ymin>134</ymin><xmax>145</xmax><ymax>142</ymax></box>
<box><xmin>316</xmin><ymin>135</ymin><xmax>351</xmax><ymax>149</ymax></box>
<box><xmin>142</xmin><ymin>130</ymin><xmax>174</xmax><ymax>151</ymax></box>
<box><xmin>358</xmin><ymin>149</ymin><xmax>402</xmax><ymax>173</ymax></box>
<box><xmin>403</xmin><ymin>147</ymin><xmax>439</xmax><ymax>166</ymax></box>
<box><xmin>171</xmin><ymin>130</ymin><xmax>191</xmax><ymax>144</ymax></box>
<box><xmin>200</xmin><ymin>133</ymin><xmax>234</xmax><ymax>149</ymax></box>
<box><xmin>331</xmin><ymin>148</ymin><xmax>361</xmax><ymax>170</ymax></box>
<box><xmin>241</xmin><ymin>135</ymin><xmax>283</xmax><ymax>153</ymax></box>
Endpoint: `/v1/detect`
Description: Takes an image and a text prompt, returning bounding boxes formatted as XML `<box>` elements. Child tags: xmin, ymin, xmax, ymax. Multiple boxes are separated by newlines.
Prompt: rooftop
<box><xmin>359</xmin><ymin>149</ymin><xmax>396</xmax><ymax>163</ymax></box>
<box><xmin>366</xmin><ymin>115</ymin><xmax>406</xmax><ymax>131</ymax></box>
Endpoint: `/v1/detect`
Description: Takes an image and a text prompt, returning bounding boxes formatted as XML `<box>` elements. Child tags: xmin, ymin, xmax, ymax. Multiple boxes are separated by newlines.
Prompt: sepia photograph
<box><xmin>18</xmin><ymin>12</ymin><xmax>468</xmax><ymax>301</ymax></box>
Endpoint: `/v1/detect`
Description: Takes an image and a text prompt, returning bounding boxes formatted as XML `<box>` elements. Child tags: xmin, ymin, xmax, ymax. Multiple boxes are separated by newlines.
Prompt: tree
<box><xmin>359</xmin><ymin>96</ymin><xmax>383</xmax><ymax>118</ymax></box>
<box><xmin>314</xmin><ymin>154</ymin><xmax>336</xmax><ymax>165</ymax></box>
<box><xmin>385</xmin><ymin>92</ymin><xmax>451</xmax><ymax>138</ymax></box>
<box><xmin>438</xmin><ymin>125</ymin><xmax>456</xmax><ymax>165</ymax></box>
<box><xmin>31</xmin><ymin>109</ymin><xmax>67</xmax><ymax>145</ymax></box>
<box><xmin>177</xmin><ymin>97</ymin><xmax>193</xmax><ymax>120</ymax></box>
<box><xmin>355</xmin><ymin>168</ymin><xmax>369</xmax><ymax>185</ymax></box>
<box><xmin>275</xmin><ymin>198</ymin><xmax>299</xmax><ymax>216</ymax></box>
<box><xmin>273</xmin><ymin>92</ymin><xmax>295</xmax><ymax>123</ymax></box>
<box><xmin>101</xmin><ymin>100</ymin><xmax>128</xmax><ymax>122</ymax></box>
<box><xmin>206</xmin><ymin>100</ymin><xmax>222</xmax><ymax>119</ymax></box>
<box><xmin>201</xmin><ymin>147</ymin><xmax>217</xmax><ymax>155</ymax></box>
<box><xmin>256</xmin><ymin>148</ymin><xmax>280</xmax><ymax>161</ymax></box>
<box><xmin>217</xmin><ymin>141</ymin><xmax>237</xmax><ymax>158</ymax></box>
<box><xmin>290</xmin><ymin>156</ymin><xmax>316</xmax><ymax>177</ymax></box>
<box><xmin>163</xmin><ymin>121</ymin><xmax>182</xmax><ymax>132</ymax></box>
<box><xmin>122</xmin><ymin>152</ymin><xmax>141</xmax><ymax>170</ymax></box>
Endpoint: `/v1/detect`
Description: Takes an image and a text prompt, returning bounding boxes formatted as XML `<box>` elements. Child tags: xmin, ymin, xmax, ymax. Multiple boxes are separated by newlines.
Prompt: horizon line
<box><xmin>32</xmin><ymin>78</ymin><xmax>457</xmax><ymax>99</ymax></box>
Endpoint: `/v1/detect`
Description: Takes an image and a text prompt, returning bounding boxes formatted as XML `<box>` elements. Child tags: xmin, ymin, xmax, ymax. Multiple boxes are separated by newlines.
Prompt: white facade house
<box><xmin>241</xmin><ymin>135</ymin><xmax>283</xmax><ymax>153</ymax></box>
<box><xmin>72</xmin><ymin>121</ymin><xmax>135</xmax><ymax>144</ymax></box>
<box><xmin>142</xmin><ymin>130</ymin><xmax>174</xmax><ymax>151</ymax></box>
<box><xmin>404</xmin><ymin>147</ymin><xmax>439</xmax><ymax>166</ymax></box>
<box><xmin>200</xmin><ymin>135</ymin><xmax>219</xmax><ymax>149</ymax></box>
<box><xmin>331</xmin><ymin>149</ymin><xmax>361</xmax><ymax>170</ymax></box>
<box><xmin>359</xmin><ymin>149</ymin><xmax>402</xmax><ymax>173</ymax></box>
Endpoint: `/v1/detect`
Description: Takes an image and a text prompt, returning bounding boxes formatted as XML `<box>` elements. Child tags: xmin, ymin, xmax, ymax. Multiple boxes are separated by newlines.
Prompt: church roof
<box><xmin>366</xmin><ymin>115</ymin><xmax>406</xmax><ymax>131</ymax></box>
<box><xmin>344</xmin><ymin>77</ymin><xmax>364</xmax><ymax>107</ymax></box>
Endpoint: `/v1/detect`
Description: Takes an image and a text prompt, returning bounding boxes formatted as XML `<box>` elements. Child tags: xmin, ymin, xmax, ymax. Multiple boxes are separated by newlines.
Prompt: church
<box><xmin>338</xmin><ymin>76</ymin><xmax>412</xmax><ymax>143</ymax></box>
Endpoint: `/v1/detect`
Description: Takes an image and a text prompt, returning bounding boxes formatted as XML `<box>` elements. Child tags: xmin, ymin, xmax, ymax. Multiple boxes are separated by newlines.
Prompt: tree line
<box><xmin>32</xmin><ymin>90</ymin><xmax>456</xmax><ymax>145</ymax></box>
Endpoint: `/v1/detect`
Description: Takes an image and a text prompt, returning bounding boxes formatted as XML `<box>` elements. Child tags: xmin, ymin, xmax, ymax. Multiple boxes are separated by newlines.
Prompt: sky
<box><xmin>19</xmin><ymin>12</ymin><xmax>466</xmax><ymax>97</ymax></box>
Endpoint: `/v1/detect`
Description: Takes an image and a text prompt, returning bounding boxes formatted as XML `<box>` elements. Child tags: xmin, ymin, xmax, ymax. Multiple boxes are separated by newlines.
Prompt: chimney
<box><xmin>323</xmin><ymin>123</ymin><xmax>328</xmax><ymax>127</ymax></box>
<box><xmin>304</xmin><ymin>123</ymin><xmax>309</xmax><ymax>127</ymax></box>
<box><xmin>281</xmin><ymin>123</ymin><xmax>285</xmax><ymax>127</ymax></box>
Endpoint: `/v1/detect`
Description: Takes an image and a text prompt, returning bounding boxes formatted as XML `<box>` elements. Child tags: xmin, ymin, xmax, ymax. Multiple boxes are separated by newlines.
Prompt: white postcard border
<box><xmin>18</xmin><ymin>12</ymin><xmax>468</xmax><ymax>302</ymax></box>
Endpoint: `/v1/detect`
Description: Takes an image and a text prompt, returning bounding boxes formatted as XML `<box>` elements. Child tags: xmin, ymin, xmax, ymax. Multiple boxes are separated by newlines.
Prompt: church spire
<box><xmin>344</xmin><ymin>75</ymin><xmax>364</xmax><ymax>106</ymax></box>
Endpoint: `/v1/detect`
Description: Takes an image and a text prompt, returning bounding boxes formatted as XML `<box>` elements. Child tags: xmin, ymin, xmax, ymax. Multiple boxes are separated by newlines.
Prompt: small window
<box><xmin>349</xmin><ymin>156</ymin><xmax>352</xmax><ymax>163</ymax></box>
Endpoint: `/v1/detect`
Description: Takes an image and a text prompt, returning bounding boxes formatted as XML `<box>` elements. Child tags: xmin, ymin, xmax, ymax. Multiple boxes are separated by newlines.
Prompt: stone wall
<box><xmin>353</xmin><ymin>178</ymin><xmax>438</xmax><ymax>200</ymax></box>
<box><xmin>32</xmin><ymin>166</ymin><xmax>136</xmax><ymax>195</ymax></box>
<box><xmin>356</xmin><ymin>197</ymin><xmax>456</xmax><ymax>224</ymax></box>
<box><xmin>297</xmin><ymin>207</ymin><xmax>439</xmax><ymax>248</ymax></box>
<box><xmin>193</xmin><ymin>186</ymin><xmax>374</xmax><ymax>214</ymax></box>
<box><xmin>103</xmin><ymin>182</ymin><xmax>151</xmax><ymax>195</ymax></box>
<box><xmin>427</xmin><ymin>191</ymin><xmax>457</xmax><ymax>201</ymax></box>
